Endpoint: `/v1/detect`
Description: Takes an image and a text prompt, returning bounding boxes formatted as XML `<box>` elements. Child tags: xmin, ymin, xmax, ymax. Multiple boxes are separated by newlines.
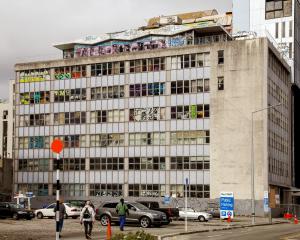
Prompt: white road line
<box><xmin>207</xmin><ymin>235</ymin><xmax>221</xmax><ymax>238</ymax></box>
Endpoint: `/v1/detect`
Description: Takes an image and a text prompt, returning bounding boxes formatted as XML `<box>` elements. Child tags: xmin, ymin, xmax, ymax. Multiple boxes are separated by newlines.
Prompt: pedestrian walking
<box><xmin>53</xmin><ymin>199</ymin><xmax>66</xmax><ymax>238</ymax></box>
<box><xmin>80</xmin><ymin>200</ymin><xmax>96</xmax><ymax>239</ymax></box>
<box><xmin>115</xmin><ymin>198</ymin><xmax>129</xmax><ymax>231</ymax></box>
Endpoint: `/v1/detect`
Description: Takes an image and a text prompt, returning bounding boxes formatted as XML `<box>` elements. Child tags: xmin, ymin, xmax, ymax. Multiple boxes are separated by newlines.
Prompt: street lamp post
<box><xmin>251</xmin><ymin>103</ymin><xmax>282</xmax><ymax>225</ymax></box>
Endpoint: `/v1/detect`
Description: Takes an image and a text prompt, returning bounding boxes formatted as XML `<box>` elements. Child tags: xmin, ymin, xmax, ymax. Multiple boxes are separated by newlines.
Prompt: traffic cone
<box><xmin>227</xmin><ymin>215</ymin><xmax>231</xmax><ymax>223</ymax></box>
<box><xmin>294</xmin><ymin>215</ymin><xmax>298</xmax><ymax>224</ymax></box>
<box><xmin>106</xmin><ymin>219</ymin><xmax>112</xmax><ymax>240</ymax></box>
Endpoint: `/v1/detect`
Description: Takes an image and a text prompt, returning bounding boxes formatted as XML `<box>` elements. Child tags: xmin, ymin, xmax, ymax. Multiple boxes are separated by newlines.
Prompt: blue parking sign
<box><xmin>220</xmin><ymin>192</ymin><xmax>234</xmax><ymax>219</ymax></box>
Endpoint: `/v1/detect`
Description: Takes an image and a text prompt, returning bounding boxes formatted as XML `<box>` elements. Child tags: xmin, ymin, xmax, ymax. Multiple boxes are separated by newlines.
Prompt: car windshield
<box><xmin>9</xmin><ymin>204</ymin><xmax>22</xmax><ymax>209</ymax></box>
<box><xmin>131</xmin><ymin>202</ymin><xmax>149</xmax><ymax>210</ymax></box>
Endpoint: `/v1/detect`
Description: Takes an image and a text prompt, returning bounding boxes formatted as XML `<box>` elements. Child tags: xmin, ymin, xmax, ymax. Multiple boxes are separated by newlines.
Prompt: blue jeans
<box><xmin>119</xmin><ymin>215</ymin><xmax>126</xmax><ymax>231</ymax></box>
<box><xmin>59</xmin><ymin>218</ymin><xmax>64</xmax><ymax>232</ymax></box>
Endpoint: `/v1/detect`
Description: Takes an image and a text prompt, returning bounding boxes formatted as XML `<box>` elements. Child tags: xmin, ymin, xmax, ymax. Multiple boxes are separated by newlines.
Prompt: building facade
<box><xmin>14</xmin><ymin>11</ymin><xmax>292</xmax><ymax>214</ymax></box>
<box><xmin>0</xmin><ymin>81</ymin><xmax>14</xmax><ymax>200</ymax></box>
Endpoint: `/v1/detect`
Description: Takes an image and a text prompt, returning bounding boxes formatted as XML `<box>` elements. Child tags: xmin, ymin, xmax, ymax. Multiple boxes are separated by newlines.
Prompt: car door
<box><xmin>103</xmin><ymin>203</ymin><xmax>118</xmax><ymax>221</ymax></box>
<box><xmin>126</xmin><ymin>204</ymin><xmax>139</xmax><ymax>223</ymax></box>
<box><xmin>0</xmin><ymin>203</ymin><xmax>8</xmax><ymax>218</ymax></box>
<box><xmin>44</xmin><ymin>203</ymin><xmax>56</xmax><ymax>217</ymax></box>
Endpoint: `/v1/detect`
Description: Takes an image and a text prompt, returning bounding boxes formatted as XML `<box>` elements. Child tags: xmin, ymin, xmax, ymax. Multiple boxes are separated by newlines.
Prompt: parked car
<box><xmin>178</xmin><ymin>207</ymin><xmax>212</xmax><ymax>222</ymax></box>
<box><xmin>65</xmin><ymin>200</ymin><xmax>86</xmax><ymax>209</ymax></box>
<box><xmin>96</xmin><ymin>201</ymin><xmax>168</xmax><ymax>228</ymax></box>
<box><xmin>35</xmin><ymin>203</ymin><xmax>81</xmax><ymax>219</ymax></box>
<box><xmin>137</xmin><ymin>201</ymin><xmax>179</xmax><ymax>223</ymax></box>
<box><xmin>0</xmin><ymin>202</ymin><xmax>34</xmax><ymax>220</ymax></box>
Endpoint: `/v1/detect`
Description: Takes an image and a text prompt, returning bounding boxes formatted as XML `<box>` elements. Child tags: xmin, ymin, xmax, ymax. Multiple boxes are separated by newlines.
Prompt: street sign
<box><xmin>51</xmin><ymin>139</ymin><xmax>64</xmax><ymax>154</ymax></box>
<box><xmin>163</xmin><ymin>195</ymin><xmax>171</xmax><ymax>205</ymax></box>
<box><xmin>220</xmin><ymin>192</ymin><xmax>234</xmax><ymax>219</ymax></box>
<box><xmin>26</xmin><ymin>192</ymin><xmax>33</xmax><ymax>198</ymax></box>
<box><xmin>264</xmin><ymin>191</ymin><xmax>269</xmax><ymax>213</ymax></box>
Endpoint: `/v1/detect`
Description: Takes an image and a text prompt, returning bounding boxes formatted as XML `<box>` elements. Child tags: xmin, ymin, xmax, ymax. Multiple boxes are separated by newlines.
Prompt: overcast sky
<box><xmin>0</xmin><ymin>0</ymin><xmax>232</xmax><ymax>100</ymax></box>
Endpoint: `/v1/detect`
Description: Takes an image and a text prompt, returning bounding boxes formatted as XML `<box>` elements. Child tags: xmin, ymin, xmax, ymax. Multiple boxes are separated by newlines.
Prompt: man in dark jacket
<box><xmin>54</xmin><ymin>200</ymin><xmax>66</xmax><ymax>238</ymax></box>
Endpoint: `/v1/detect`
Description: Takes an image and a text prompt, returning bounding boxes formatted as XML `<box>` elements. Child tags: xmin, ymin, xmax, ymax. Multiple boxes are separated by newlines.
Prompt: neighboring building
<box><xmin>14</xmin><ymin>10</ymin><xmax>292</xmax><ymax>215</ymax></box>
<box><xmin>0</xmin><ymin>80</ymin><xmax>14</xmax><ymax>201</ymax></box>
<box><xmin>233</xmin><ymin>0</ymin><xmax>300</xmax><ymax>201</ymax></box>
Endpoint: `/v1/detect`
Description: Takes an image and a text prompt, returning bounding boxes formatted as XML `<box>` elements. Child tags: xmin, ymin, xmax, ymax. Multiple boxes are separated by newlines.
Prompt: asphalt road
<box><xmin>180</xmin><ymin>224</ymin><xmax>300</xmax><ymax>240</ymax></box>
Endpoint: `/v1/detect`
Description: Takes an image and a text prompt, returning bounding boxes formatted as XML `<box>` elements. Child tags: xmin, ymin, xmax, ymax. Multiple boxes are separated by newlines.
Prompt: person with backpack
<box><xmin>115</xmin><ymin>198</ymin><xmax>129</xmax><ymax>231</ymax></box>
<box><xmin>80</xmin><ymin>200</ymin><xmax>96</xmax><ymax>239</ymax></box>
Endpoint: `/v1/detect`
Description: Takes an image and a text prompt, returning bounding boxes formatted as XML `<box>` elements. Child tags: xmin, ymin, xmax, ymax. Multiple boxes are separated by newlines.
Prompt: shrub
<box><xmin>112</xmin><ymin>230</ymin><xmax>156</xmax><ymax>240</ymax></box>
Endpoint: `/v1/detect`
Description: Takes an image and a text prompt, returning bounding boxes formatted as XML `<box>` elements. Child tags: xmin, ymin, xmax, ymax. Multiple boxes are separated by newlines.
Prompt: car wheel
<box><xmin>37</xmin><ymin>212</ymin><xmax>43</xmax><ymax>219</ymax></box>
<box><xmin>140</xmin><ymin>216</ymin><xmax>151</xmax><ymax>228</ymax></box>
<box><xmin>12</xmin><ymin>213</ymin><xmax>18</xmax><ymax>220</ymax></box>
<box><xmin>198</xmin><ymin>216</ymin><xmax>206</xmax><ymax>222</ymax></box>
<box><xmin>100</xmin><ymin>214</ymin><xmax>110</xmax><ymax>226</ymax></box>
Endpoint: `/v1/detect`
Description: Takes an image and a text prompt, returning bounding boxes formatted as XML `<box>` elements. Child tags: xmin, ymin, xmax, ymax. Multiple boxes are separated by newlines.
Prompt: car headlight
<box><xmin>17</xmin><ymin>211</ymin><xmax>25</xmax><ymax>214</ymax></box>
<box><xmin>153</xmin><ymin>213</ymin><xmax>159</xmax><ymax>217</ymax></box>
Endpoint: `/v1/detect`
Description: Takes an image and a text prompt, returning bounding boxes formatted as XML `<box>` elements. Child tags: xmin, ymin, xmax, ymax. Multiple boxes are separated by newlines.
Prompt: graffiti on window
<box><xmin>129</xmin><ymin>107</ymin><xmax>165</xmax><ymax>121</ymax></box>
<box><xmin>54</xmin><ymin>66</ymin><xmax>86</xmax><ymax>79</ymax></box>
<box><xmin>29</xmin><ymin>136</ymin><xmax>48</xmax><ymax>149</ymax></box>
<box><xmin>20</xmin><ymin>91</ymin><xmax>50</xmax><ymax>105</ymax></box>
<box><xmin>19</xmin><ymin>69</ymin><xmax>50</xmax><ymax>83</ymax></box>
<box><xmin>54</xmin><ymin>89</ymin><xmax>86</xmax><ymax>102</ymax></box>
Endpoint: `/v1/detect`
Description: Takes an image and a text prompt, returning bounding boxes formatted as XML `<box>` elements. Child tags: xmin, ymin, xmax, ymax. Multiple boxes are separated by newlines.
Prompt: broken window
<box><xmin>90</xmin><ymin>134</ymin><xmax>124</xmax><ymax>147</ymax></box>
<box><xmin>129</xmin><ymin>107</ymin><xmax>165</xmax><ymax>121</ymax></box>
<box><xmin>54</xmin><ymin>65</ymin><xmax>86</xmax><ymax>79</ymax></box>
<box><xmin>218</xmin><ymin>77</ymin><xmax>224</xmax><ymax>90</ymax></box>
<box><xmin>20</xmin><ymin>91</ymin><xmax>50</xmax><ymax>105</ymax></box>
<box><xmin>129</xmin><ymin>57</ymin><xmax>165</xmax><ymax>73</ymax></box>
<box><xmin>19</xmin><ymin>69</ymin><xmax>50</xmax><ymax>83</ymax></box>
<box><xmin>218</xmin><ymin>50</ymin><xmax>224</xmax><ymax>64</ymax></box>
<box><xmin>129</xmin><ymin>83</ymin><xmax>165</xmax><ymax>97</ymax></box>
<box><xmin>129</xmin><ymin>132</ymin><xmax>165</xmax><ymax>146</ymax></box>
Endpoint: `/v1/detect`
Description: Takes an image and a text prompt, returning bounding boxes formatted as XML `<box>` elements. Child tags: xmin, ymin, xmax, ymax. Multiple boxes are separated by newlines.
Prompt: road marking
<box><xmin>207</xmin><ymin>235</ymin><xmax>221</xmax><ymax>238</ymax></box>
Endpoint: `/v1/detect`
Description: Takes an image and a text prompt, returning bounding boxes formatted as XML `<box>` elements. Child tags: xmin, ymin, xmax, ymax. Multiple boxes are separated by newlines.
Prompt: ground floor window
<box><xmin>170</xmin><ymin>184</ymin><xmax>210</xmax><ymax>198</ymax></box>
<box><xmin>89</xmin><ymin>184</ymin><xmax>123</xmax><ymax>197</ymax></box>
<box><xmin>128</xmin><ymin>184</ymin><xmax>166</xmax><ymax>197</ymax></box>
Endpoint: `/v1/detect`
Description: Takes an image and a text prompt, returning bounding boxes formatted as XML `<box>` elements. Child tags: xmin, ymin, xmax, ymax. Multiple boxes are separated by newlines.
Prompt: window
<box><xmin>91</xmin><ymin>86</ymin><xmax>124</xmax><ymax>100</ymax></box>
<box><xmin>90</xmin><ymin>134</ymin><xmax>125</xmax><ymax>147</ymax></box>
<box><xmin>265</xmin><ymin>0</ymin><xmax>292</xmax><ymax>20</ymax></box>
<box><xmin>171</xmin><ymin>79</ymin><xmax>209</xmax><ymax>94</ymax></box>
<box><xmin>55</xmin><ymin>184</ymin><xmax>85</xmax><ymax>197</ymax></box>
<box><xmin>171</xmin><ymin>53</ymin><xmax>210</xmax><ymax>69</ymax></box>
<box><xmin>129</xmin><ymin>58</ymin><xmax>165</xmax><ymax>73</ymax></box>
<box><xmin>282</xmin><ymin>22</ymin><xmax>286</xmax><ymax>38</ymax></box>
<box><xmin>54</xmin><ymin>88</ymin><xmax>86</xmax><ymax>102</ymax></box>
<box><xmin>53</xmin><ymin>158</ymin><xmax>85</xmax><ymax>171</ymax></box>
<box><xmin>289</xmin><ymin>42</ymin><xmax>293</xmax><ymax>59</ymax></box>
<box><xmin>170</xmin><ymin>156</ymin><xmax>209</xmax><ymax>170</ymax></box>
<box><xmin>20</xmin><ymin>91</ymin><xmax>50</xmax><ymax>105</ymax></box>
<box><xmin>170</xmin><ymin>131</ymin><xmax>210</xmax><ymax>145</ymax></box>
<box><xmin>19</xmin><ymin>69</ymin><xmax>50</xmax><ymax>83</ymax></box>
<box><xmin>275</xmin><ymin>23</ymin><xmax>279</xmax><ymax>38</ymax></box>
<box><xmin>129</xmin><ymin>157</ymin><xmax>165</xmax><ymax>170</ymax></box>
<box><xmin>129</xmin><ymin>83</ymin><xmax>165</xmax><ymax>97</ymax></box>
<box><xmin>54</xmin><ymin>65</ymin><xmax>86</xmax><ymax>79</ymax></box>
<box><xmin>129</xmin><ymin>133</ymin><xmax>165</xmax><ymax>146</ymax></box>
<box><xmin>128</xmin><ymin>184</ymin><xmax>165</xmax><ymax>197</ymax></box>
<box><xmin>129</xmin><ymin>107</ymin><xmax>165</xmax><ymax>121</ymax></box>
<box><xmin>171</xmin><ymin>105</ymin><xmax>209</xmax><ymax>119</ymax></box>
<box><xmin>90</xmin><ymin>158</ymin><xmax>124</xmax><ymax>170</ymax></box>
<box><xmin>91</xmin><ymin>110</ymin><xmax>124</xmax><ymax>123</ymax></box>
<box><xmin>289</xmin><ymin>20</ymin><xmax>293</xmax><ymax>37</ymax></box>
<box><xmin>54</xmin><ymin>135</ymin><xmax>86</xmax><ymax>148</ymax></box>
<box><xmin>218</xmin><ymin>50</ymin><xmax>224</xmax><ymax>64</ymax></box>
<box><xmin>170</xmin><ymin>184</ymin><xmax>210</xmax><ymax>198</ymax></box>
<box><xmin>90</xmin><ymin>184</ymin><xmax>123</xmax><ymax>197</ymax></box>
<box><xmin>91</xmin><ymin>61</ymin><xmax>125</xmax><ymax>76</ymax></box>
<box><xmin>17</xmin><ymin>184</ymin><xmax>49</xmax><ymax>196</ymax></box>
<box><xmin>18</xmin><ymin>159</ymin><xmax>49</xmax><ymax>171</ymax></box>
<box><xmin>54</xmin><ymin>112</ymin><xmax>86</xmax><ymax>125</ymax></box>
<box><xmin>218</xmin><ymin>77</ymin><xmax>224</xmax><ymax>90</ymax></box>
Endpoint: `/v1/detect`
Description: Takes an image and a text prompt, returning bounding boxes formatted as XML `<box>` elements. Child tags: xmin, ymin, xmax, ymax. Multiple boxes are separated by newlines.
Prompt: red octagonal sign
<box><xmin>51</xmin><ymin>139</ymin><xmax>64</xmax><ymax>153</ymax></box>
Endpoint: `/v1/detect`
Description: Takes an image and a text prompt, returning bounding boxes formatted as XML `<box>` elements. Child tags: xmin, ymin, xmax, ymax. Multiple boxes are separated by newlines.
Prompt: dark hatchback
<box><xmin>0</xmin><ymin>202</ymin><xmax>35</xmax><ymax>220</ymax></box>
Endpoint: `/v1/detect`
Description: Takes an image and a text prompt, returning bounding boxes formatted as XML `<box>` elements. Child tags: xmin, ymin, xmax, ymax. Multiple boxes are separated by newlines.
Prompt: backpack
<box><xmin>83</xmin><ymin>207</ymin><xmax>91</xmax><ymax>219</ymax></box>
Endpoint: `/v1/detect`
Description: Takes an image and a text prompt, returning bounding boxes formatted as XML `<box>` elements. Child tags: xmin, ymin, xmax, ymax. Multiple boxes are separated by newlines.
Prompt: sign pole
<box><xmin>51</xmin><ymin>138</ymin><xmax>64</xmax><ymax>240</ymax></box>
<box><xmin>185</xmin><ymin>178</ymin><xmax>188</xmax><ymax>232</ymax></box>
<box><xmin>55</xmin><ymin>153</ymin><xmax>60</xmax><ymax>240</ymax></box>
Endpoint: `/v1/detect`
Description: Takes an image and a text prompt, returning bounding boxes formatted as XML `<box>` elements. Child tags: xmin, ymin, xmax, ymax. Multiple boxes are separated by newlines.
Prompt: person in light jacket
<box><xmin>80</xmin><ymin>200</ymin><xmax>96</xmax><ymax>239</ymax></box>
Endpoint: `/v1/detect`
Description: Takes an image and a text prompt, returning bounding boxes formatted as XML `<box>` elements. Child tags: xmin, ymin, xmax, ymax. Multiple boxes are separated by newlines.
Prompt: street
<box><xmin>178</xmin><ymin>224</ymin><xmax>300</xmax><ymax>240</ymax></box>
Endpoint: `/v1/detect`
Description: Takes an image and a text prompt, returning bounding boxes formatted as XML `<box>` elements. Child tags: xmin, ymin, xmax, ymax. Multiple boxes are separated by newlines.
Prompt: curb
<box><xmin>156</xmin><ymin>221</ymin><xmax>289</xmax><ymax>240</ymax></box>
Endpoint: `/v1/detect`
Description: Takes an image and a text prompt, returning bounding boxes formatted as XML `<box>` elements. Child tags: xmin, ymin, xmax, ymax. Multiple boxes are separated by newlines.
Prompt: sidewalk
<box><xmin>156</xmin><ymin>217</ymin><xmax>290</xmax><ymax>240</ymax></box>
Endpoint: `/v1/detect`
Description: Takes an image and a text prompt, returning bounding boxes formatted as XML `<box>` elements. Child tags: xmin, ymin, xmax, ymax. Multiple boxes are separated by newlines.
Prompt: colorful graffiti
<box><xmin>54</xmin><ymin>72</ymin><xmax>72</xmax><ymax>80</ymax></box>
<box><xmin>19</xmin><ymin>70</ymin><xmax>50</xmax><ymax>83</ymax></box>
<box><xmin>75</xmin><ymin>39</ymin><xmax>168</xmax><ymax>58</ymax></box>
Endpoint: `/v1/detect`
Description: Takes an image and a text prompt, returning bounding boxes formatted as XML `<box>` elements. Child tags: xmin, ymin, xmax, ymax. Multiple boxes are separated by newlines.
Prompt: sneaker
<box><xmin>87</xmin><ymin>234</ymin><xmax>91</xmax><ymax>239</ymax></box>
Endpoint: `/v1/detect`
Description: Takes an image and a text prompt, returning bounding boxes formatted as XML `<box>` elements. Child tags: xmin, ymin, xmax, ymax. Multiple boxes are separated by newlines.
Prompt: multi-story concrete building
<box><xmin>0</xmin><ymin>81</ymin><xmax>14</xmax><ymax>201</ymax></box>
<box><xmin>14</xmin><ymin>10</ymin><xmax>292</xmax><ymax>214</ymax></box>
<box><xmin>233</xmin><ymin>0</ymin><xmax>300</xmax><ymax>202</ymax></box>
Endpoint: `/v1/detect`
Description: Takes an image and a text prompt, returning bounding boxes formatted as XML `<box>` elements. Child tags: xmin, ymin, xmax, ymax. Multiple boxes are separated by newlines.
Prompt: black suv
<box><xmin>0</xmin><ymin>202</ymin><xmax>35</xmax><ymax>220</ymax></box>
